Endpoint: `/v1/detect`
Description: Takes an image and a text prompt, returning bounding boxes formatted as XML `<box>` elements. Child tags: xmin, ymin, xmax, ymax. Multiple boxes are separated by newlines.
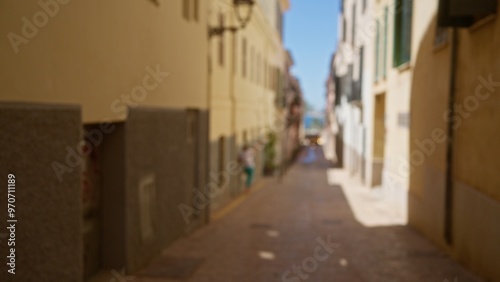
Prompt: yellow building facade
<box><xmin>208</xmin><ymin>0</ymin><xmax>289</xmax><ymax>210</ymax></box>
<box><xmin>0</xmin><ymin>1</ymin><xmax>211</xmax><ymax>281</ymax></box>
<box><xmin>1</xmin><ymin>0</ymin><xmax>208</xmax><ymax>121</ymax></box>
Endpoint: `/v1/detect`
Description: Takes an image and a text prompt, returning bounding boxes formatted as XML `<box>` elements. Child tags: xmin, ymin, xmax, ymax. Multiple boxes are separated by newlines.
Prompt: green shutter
<box><xmin>375</xmin><ymin>20</ymin><xmax>380</xmax><ymax>81</ymax></box>
<box><xmin>401</xmin><ymin>0</ymin><xmax>412</xmax><ymax>64</ymax></box>
<box><xmin>393</xmin><ymin>0</ymin><xmax>401</xmax><ymax>67</ymax></box>
<box><xmin>393</xmin><ymin>0</ymin><xmax>412</xmax><ymax>67</ymax></box>
<box><xmin>383</xmin><ymin>6</ymin><xmax>388</xmax><ymax>77</ymax></box>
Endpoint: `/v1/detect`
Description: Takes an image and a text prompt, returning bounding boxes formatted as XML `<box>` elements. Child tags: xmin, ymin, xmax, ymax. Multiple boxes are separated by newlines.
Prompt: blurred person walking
<box><xmin>239</xmin><ymin>144</ymin><xmax>256</xmax><ymax>189</ymax></box>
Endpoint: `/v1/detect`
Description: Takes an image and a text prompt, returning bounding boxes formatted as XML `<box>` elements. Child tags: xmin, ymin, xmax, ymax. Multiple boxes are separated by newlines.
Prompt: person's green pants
<box><xmin>244</xmin><ymin>166</ymin><xmax>254</xmax><ymax>188</ymax></box>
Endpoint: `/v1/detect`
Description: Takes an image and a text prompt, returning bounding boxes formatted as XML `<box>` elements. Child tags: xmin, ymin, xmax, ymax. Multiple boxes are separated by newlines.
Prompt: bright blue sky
<box><xmin>284</xmin><ymin>0</ymin><xmax>340</xmax><ymax>111</ymax></box>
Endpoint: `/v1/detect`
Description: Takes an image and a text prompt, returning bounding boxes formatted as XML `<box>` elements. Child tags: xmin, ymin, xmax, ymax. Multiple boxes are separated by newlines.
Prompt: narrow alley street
<box><xmin>125</xmin><ymin>147</ymin><xmax>481</xmax><ymax>282</ymax></box>
<box><xmin>2</xmin><ymin>1</ymin><xmax>499</xmax><ymax>281</ymax></box>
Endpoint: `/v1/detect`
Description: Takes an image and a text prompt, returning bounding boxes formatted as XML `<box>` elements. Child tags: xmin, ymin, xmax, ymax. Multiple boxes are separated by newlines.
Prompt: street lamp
<box><xmin>209</xmin><ymin>0</ymin><xmax>255</xmax><ymax>38</ymax></box>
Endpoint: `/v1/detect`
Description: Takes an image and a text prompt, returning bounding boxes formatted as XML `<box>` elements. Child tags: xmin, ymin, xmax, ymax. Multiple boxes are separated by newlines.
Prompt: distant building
<box><xmin>324</xmin><ymin>54</ymin><xmax>339</xmax><ymax>164</ymax></box>
<box><xmin>282</xmin><ymin>50</ymin><xmax>304</xmax><ymax>167</ymax></box>
<box><xmin>333</xmin><ymin>0</ymin><xmax>375</xmax><ymax>183</ymax></box>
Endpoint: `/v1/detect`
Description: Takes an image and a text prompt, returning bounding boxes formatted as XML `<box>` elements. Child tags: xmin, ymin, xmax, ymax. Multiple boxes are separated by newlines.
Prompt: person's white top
<box><xmin>240</xmin><ymin>149</ymin><xmax>255</xmax><ymax>168</ymax></box>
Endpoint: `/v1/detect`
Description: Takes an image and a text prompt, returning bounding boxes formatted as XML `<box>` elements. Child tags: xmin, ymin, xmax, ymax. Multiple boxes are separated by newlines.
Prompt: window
<box><xmin>375</xmin><ymin>20</ymin><xmax>380</xmax><ymax>81</ymax></box>
<box><xmin>351</xmin><ymin>4</ymin><xmax>357</xmax><ymax>45</ymax></box>
<box><xmin>375</xmin><ymin>6</ymin><xmax>388</xmax><ymax>81</ymax></box>
<box><xmin>250</xmin><ymin>47</ymin><xmax>254</xmax><ymax>82</ymax></box>
<box><xmin>255</xmin><ymin>53</ymin><xmax>261</xmax><ymax>84</ymax></box>
<box><xmin>266</xmin><ymin>63</ymin><xmax>271</xmax><ymax>89</ymax></box>
<box><xmin>264</xmin><ymin>60</ymin><xmax>268</xmax><ymax>88</ymax></box>
<box><xmin>183</xmin><ymin>0</ymin><xmax>190</xmax><ymax>20</ymax></box>
<box><xmin>358</xmin><ymin>46</ymin><xmax>364</xmax><ymax>100</ymax></box>
<box><xmin>183</xmin><ymin>0</ymin><xmax>199</xmax><ymax>22</ymax></box>
<box><xmin>382</xmin><ymin>6</ymin><xmax>388</xmax><ymax>77</ymax></box>
<box><xmin>193</xmin><ymin>0</ymin><xmax>199</xmax><ymax>22</ymax></box>
<box><xmin>343</xmin><ymin>18</ymin><xmax>347</xmax><ymax>42</ymax></box>
<box><xmin>277</xmin><ymin>1</ymin><xmax>284</xmax><ymax>37</ymax></box>
<box><xmin>242</xmin><ymin>38</ymin><xmax>247</xmax><ymax>77</ymax></box>
<box><xmin>218</xmin><ymin>13</ymin><xmax>225</xmax><ymax>66</ymax></box>
<box><xmin>393</xmin><ymin>0</ymin><xmax>413</xmax><ymax>67</ymax></box>
<box><xmin>262</xmin><ymin>59</ymin><xmax>267</xmax><ymax>88</ymax></box>
<box><xmin>233</xmin><ymin>38</ymin><xmax>237</xmax><ymax>74</ymax></box>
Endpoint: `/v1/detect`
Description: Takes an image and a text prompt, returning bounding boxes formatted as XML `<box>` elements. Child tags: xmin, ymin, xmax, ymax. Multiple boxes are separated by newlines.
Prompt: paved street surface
<box><xmin>132</xmin><ymin>147</ymin><xmax>482</xmax><ymax>282</ymax></box>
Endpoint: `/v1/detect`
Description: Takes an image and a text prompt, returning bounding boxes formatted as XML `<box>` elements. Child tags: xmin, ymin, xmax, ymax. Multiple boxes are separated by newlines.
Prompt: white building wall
<box><xmin>334</xmin><ymin>0</ymin><xmax>375</xmax><ymax>180</ymax></box>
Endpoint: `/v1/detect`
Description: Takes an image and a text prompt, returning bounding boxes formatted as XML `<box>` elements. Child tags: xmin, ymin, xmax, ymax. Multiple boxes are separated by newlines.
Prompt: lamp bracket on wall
<box><xmin>208</xmin><ymin>0</ymin><xmax>255</xmax><ymax>38</ymax></box>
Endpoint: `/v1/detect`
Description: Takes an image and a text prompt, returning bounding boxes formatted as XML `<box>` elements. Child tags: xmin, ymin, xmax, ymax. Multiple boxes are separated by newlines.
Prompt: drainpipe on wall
<box><xmin>444</xmin><ymin>28</ymin><xmax>458</xmax><ymax>245</ymax></box>
<box><xmin>230</xmin><ymin>31</ymin><xmax>237</xmax><ymax>142</ymax></box>
<box><xmin>206</xmin><ymin>10</ymin><xmax>214</xmax><ymax>224</ymax></box>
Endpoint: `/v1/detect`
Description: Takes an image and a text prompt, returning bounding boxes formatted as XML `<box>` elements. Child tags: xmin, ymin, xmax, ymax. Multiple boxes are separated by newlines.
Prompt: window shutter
<box><xmin>375</xmin><ymin>20</ymin><xmax>380</xmax><ymax>81</ymax></box>
<box><xmin>193</xmin><ymin>0</ymin><xmax>199</xmax><ymax>21</ymax></box>
<box><xmin>393</xmin><ymin>0</ymin><xmax>402</xmax><ymax>67</ymax></box>
<box><xmin>383</xmin><ymin>6</ymin><xmax>388</xmax><ymax>77</ymax></box>
<box><xmin>183</xmin><ymin>0</ymin><xmax>190</xmax><ymax>20</ymax></box>
<box><xmin>218</xmin><ymin>14</ymin><xmax>225</xmax><ymax>66</ymax></box>
<box><xmin>393</xmin><ymin>0</ymin><xmax>412</xmax><ymax>67</ymax></box>
<box><xmin>352</xmin><ymin>4</ymin><xmax>357</xmax><ymax>45</ymax></box>
<box><xmin>401</xmin><ymin>0</ymin><xmax>412</xmax><ymax>64</ymax></box>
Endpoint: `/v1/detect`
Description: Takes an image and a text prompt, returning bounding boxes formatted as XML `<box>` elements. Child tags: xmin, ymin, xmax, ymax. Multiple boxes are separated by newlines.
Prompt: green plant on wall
<box><xmin>264</xmin><ymin>131</ymin><xmax>277</xmax><ymax>175</ymax></box>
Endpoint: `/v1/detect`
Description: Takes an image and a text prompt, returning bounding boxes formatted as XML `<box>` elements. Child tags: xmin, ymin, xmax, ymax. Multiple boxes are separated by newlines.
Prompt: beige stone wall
<box><xmin>0</xmin><ymin>0</ymin><xmax>208</xmax><ymax>123</ymax></box>
<box><xmin>408</xmin><ymin>1</ymin><xmax>451</xmax><ymax>199</ymax></box>
<box><xmin>371</xmin><ymin>0</ymin><xmax>414</xmax><ymax>206</ymax></box>
<box><xmin>408</xmin><ymin>1</ymin><xmax>500</xmax><ymax>281</ymax></box>
<box><xmin>453</xmin><ymin>17</ymin><xmax>500</xmax><ymax>201</ymax></box>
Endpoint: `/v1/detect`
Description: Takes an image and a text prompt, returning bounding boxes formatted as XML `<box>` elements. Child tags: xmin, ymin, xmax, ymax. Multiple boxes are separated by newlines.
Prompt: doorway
<box><xmin>81</xmin><ymin>124</ymin><xmax>102</xmax><ymax>279</ymax></box>
<box><xmin>372</xmin><ymin>93</ymin><xmax>386</xmax><ymax>186</ymax></box>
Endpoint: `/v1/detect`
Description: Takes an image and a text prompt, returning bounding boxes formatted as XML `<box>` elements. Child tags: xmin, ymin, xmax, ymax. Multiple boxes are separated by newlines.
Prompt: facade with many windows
<box><xmin>370</xmin><ymin>0</ymin><xmax>414</xmax><ymax>218</ymax></box>
<box><xmin>208</xmin><ymin>0</ymin><xmax>289</xmax><ymax>210</ymax></box>
<box><xmin>333</xmin><ymin>0</ymin><xmax>375</xmax><ymax>184</ymax></box>
<box><xmin>330</xmin><ymin>0</ymin><xmax>500</xmax><ymax>280</ymax></box>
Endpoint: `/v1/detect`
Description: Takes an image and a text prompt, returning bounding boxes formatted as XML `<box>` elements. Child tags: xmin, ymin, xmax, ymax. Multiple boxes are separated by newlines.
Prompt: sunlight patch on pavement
<box><xmin>266</xmin><ymin>230</ymin><xmax>280</xmax><ymax>238</ymax></box>
<box><xmin>258</xmin><ymin>251</ymin><xmax>276</xmax><ymax>260</ymax></box>
<box><xmin>326</xmin><ymin>168</ymin><xmax>407</xmax><ymax>227</ymax></box>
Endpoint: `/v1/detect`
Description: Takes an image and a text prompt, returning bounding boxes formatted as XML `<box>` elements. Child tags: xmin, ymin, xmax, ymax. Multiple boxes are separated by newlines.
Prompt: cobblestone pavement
<box><xmin>133</xmin><ymin>147</ymin><xmax>482</xmax><ymax>282</ymax></box>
